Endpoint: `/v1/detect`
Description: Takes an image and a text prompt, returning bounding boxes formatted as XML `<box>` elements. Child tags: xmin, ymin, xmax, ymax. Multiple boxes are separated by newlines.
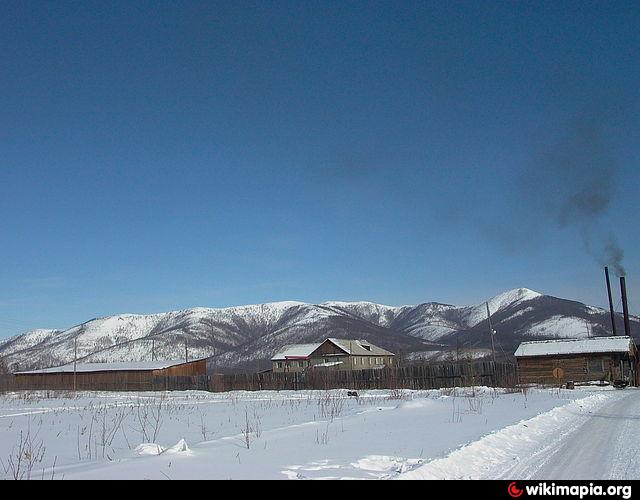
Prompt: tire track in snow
<box><xmin>397</xmin><ymin>391</ymin><xmax>622</xmax><ymax>480</ymax></box>
<box><xmin>517</xmin><ymin>390</ymin><xmax>640</xmax><ymax>480</ymax></box>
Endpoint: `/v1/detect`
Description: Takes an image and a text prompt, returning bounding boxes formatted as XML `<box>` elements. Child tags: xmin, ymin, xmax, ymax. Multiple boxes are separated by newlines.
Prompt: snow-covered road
<box><xmin>399</xmin><ymin>388</ymin><xmax>639</xmax><ymax>480</ymax></box>
<box><xmin>502</xmin><ymin>390</ymin><xmax>640</xmax><ymax>480</ymax></box>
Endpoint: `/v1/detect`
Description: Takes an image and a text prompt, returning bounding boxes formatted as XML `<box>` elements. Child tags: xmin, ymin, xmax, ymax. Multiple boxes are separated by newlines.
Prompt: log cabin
<box><xmin>515</xmin><ymin>336</ymin><xmax>638</xmax><ymax>387</ymax></box>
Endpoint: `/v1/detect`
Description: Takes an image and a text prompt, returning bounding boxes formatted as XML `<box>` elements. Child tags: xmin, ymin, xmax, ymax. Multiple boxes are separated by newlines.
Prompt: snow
<box><xmin>0</xmin><ymin>329</ymin><xmax>62</xmax><ymax>356</ymax></box>
<box><xmin>503</xmin><ymin>306</ymin><xmax>534</xmax><ymax>322</ymax></box>
<box><xmin>314</xmin><ymin>361</ymin><xmax>344</xmax><ymax>367</ymax></box>
<box><xmin>490</xmin><ymin>287</ymin><xmax>543</xmax><ymax>306</ymax></box>
<box><xmin>15</xmin><ymin>360</ymin><xmax>198</xmax><ymax>375</ymax></box>
<box><xmin>135</xmin><ymin>439</ymin><xmax>191</xmax><ymax>457</ymax></box>
<box><xmin>322</xmin><ymin>301</ymin><xmax>402</xmax><ymax>311</ymax></box>
<box><xmin>0</xmin><ymin>386</ymin><xmax>623</xmax><ymax>480</ymax></box>
<box><xmin>271</xmin><ymin>344</ymin><xmax>321</xmax><ymax>361</ymax></box>
<box><xmin>502</xmin><ymin>390</ymin><xmax>640</xmax><ymax>480</ymax></box>
<box><xmin>322</xmin><ymin>302</ymin><xmax>407</xmax><ymax>327</ymax></box>
<box><xmin>523</xmin><ymin>315</ymin><xmax>594</xmax><ymax>338</ymax></box>
<box><xmin>405</xmin><ymin>348</ymin><xmax>493</xmax><ymax>363</ymax></box>
<box><xmin>515</xmin><ymin>336</ymin><xmax>634</xmax><ymax>358</ymax></box>
<box><xmin>397</xmin><ymin>390</ymin><xmax>620</xmax><ymax>480</ymax></box>
<box><xmin>459</xmin><ymin>288</ymin><xmax>543</xmax><ymax>328</ymax></box>
<box><xmin>328</xmin><ymin>339</ymin><xmax>394</xmax><ymax>356</ymax></box>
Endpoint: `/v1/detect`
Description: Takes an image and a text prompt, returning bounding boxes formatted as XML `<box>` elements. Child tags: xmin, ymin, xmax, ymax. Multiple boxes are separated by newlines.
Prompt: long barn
<box><xmin>515</xmin><ymin>336</ymin><xmax>638</xmax><ymax>387</ymax></box>
<box><xmin>13</xmin><ymin>359</ymin><xmax>208</xmax><ymax>391</ymax></box>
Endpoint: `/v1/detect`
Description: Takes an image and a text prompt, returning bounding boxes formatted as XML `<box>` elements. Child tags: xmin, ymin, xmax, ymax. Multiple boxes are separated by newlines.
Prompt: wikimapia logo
<box><xmin>509</xmin><ymin>483</ymin><xmax>524</xmax><ymax>498</ymax></box>
<box><xmin>507</xmin><ymin>482</ymin><xmax>632</xmax><ymax>500</ymax></box>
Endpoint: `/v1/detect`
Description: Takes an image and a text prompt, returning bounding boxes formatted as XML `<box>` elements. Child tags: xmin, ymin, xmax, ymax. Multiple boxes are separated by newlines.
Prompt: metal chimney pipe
<box><xmin>620</xmin><ymin>277</ymin><xmax>632</xmax><ymax>337</ymax></box>
<box><xmin>605</xmin><ymin>267</ymin><xmax>617</xmax><ymax>336</ymax></box>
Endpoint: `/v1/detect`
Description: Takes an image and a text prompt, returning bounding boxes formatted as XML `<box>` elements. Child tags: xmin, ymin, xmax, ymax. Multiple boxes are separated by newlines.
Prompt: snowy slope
<box><xmin>457</xmin><ymin>288</ymin><xmax>543</xmax><ymax>328</ymax></box>
<box><xmin>0</xmin><ymin>329</ymin><xmax>63</xmax><ymax>357</ymax></box>
<box><xmin>0</xmin><ymin>288</ymin><xmax>638</xmax><ymax>372</ymax></box>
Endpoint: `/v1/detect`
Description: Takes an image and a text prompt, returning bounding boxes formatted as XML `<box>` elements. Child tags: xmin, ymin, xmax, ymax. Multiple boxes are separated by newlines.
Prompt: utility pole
<box><xmin>584</xmin><ymin>318</ymin><xmax>592</xmax><ymax>338</ymax></box>
<box><xmin>486</xmin><ymin>302</ymin><xmax>498</xmax><ymax>386</ymax></box>
<box><xmin>211</xmin><ymin>341</ymin><xmax>216</xmax><ymax>375</ymax></box>
<box><xmin>73</xmin><ymin>337</ymin><xmax>78</xmax><ymax>393</ymax></box>
<box><xmin>350</xmin><ymin>341</ymin><xmax>353</xmax><ymax>369</ymax></box>
<box><xmin>486</xmin><ymin>302</ymin><xmax>497</xmax><ymax>365</ymax></box>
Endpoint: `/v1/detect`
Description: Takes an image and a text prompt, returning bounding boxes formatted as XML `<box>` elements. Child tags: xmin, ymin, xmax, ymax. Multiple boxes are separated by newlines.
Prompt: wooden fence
<box><xmin>210</xmin><ymin>361</ymin><xmax>517</xmax><ymax>392</ymax></box>
<box><xmin>0</xmin><ymin>361</ymin><xmax>517</xmax><ymax>393</ymax></box>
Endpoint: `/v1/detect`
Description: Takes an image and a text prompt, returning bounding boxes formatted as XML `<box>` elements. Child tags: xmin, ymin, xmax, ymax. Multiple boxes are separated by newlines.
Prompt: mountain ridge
<box><xmin>1</xmin><ymin>288</ymin><xmax>638</xmax><ymax>373</ymax></box>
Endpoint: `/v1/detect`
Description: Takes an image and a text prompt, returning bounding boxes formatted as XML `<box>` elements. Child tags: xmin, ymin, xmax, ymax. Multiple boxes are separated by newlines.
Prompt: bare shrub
<box><xmin>449</xmin><ymin>391</ymin><xmax>462</xmax><ymax>424</ymax></box>
<box><xmin>253</xmin><ymin>408</ymin><xmax>262</xmax><ymax>439</ymax></box>
<box><xmin>318</xmin><ymin>394</ymin><xmax>344</xmax><ymax>422</ymax></box>
<box><xmin>132</xmin><ymin>395</ymin><xmax>166</xmax><ymax>443</ymax></box>
<box><xmin>316</xmin><ymin>423</ymin><xmax>330</xmax><ymax>445</ymax></box>
<box><xmin>466</xmin><ymin>394</ymin><xmax>484</xmax><ymax>415</ymax></box>
<box><xmin>1</xmin><ymin>425</ymin><xmax>46</xmax><ymax>480</ymax></box>
<box><xmin>243</xmin><ymin>409</ymin><xmax>252</xmax><ymax>449</ymax></box>
<box><xmin>387</xmin><ymin>388</ymin><xmax>410</xmax><ymax>401</ymax></box>
<box><xmin>96</xmin><ymin>405</ymin><xmax>131</xmax><ymax>459</ymax></box>
<box><xmin>199</xmin><ymin>413</ymin><xmax>210</xmax><ymax>441</ymax></box>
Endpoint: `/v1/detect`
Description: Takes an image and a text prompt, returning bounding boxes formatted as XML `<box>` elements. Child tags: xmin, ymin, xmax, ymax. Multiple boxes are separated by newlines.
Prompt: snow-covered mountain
<box><xmin>0</xmin><ymin>288</ymin><xmax>638</xmax><ymax>372</ymax></box>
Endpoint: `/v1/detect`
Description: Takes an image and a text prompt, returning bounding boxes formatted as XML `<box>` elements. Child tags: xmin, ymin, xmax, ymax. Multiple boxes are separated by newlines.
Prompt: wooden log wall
<box><xmin>516</xmin><ymin>354</ymin><xmax>628</xmax><ymax>385</ymax></box>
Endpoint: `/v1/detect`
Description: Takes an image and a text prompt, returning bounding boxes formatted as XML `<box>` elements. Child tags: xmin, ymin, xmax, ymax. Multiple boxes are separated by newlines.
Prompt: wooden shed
<box><xmin>515</xmin><ymin>336</ymin><xmax>638</xmax><ymax>387</ymax></box>
<box><xmin>13</xmin><ymin>359</ymin><xmax>208</xmax><ymax>392</ymax></box>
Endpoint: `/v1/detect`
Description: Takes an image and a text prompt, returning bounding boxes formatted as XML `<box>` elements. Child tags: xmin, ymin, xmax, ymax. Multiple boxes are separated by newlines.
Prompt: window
<box><xmin>298</xmin><ymin>361</ymin><xmax>305</xmax><ymax>368</ymax></box>
<box><xmin>588</xmin><ymin>359</ymin><xmax>604</xmax><ymax>373</ymax></box>
<box><xmin>277</xmin><ymin>362</ymin><xmax>283</xmax><ymax>369</ymax></box>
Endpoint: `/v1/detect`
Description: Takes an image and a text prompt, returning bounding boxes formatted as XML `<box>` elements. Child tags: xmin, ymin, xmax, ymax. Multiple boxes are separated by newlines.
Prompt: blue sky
<box><xmin>1</xmin><ymin>1</ymin><xmax>639</xmax><ymax>337</ymax></box>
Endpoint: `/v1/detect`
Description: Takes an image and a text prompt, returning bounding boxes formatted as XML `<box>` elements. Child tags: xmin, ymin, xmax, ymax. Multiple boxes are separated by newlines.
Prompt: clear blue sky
<box><xmin>1</xmin><ymin>1</ymin><xmax>639</xmax><ymax>337</ymax></box>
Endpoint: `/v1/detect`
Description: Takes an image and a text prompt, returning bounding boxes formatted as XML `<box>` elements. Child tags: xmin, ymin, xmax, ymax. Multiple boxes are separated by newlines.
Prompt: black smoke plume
<box><xmin>525</xmin><ymin>117</ymin><xmax>625</xmax><ymax>275</ymax></box>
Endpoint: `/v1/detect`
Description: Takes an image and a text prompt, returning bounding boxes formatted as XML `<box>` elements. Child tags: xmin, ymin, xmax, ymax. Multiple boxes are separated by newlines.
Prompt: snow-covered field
<box><xmin>0</xmin><ymin>386</ymin><xmax>623</xmax><ymax>480</ymax></box>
